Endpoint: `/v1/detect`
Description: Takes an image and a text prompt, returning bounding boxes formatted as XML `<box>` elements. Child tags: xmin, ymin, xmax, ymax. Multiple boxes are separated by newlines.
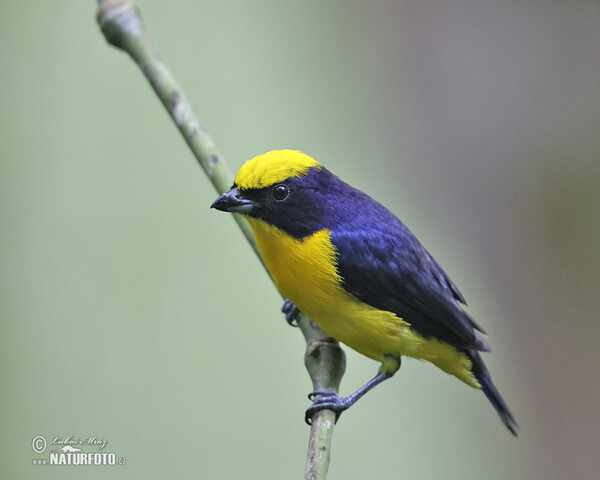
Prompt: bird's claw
<box><xmin>305</xmin><ymin>390</ymin><xmax>349</xmax><ymax>425</ymax></box>
<box><xmin>282</xmin><ymin>299</ymin><xmax>300</xmax><ymax>327</ymax></box>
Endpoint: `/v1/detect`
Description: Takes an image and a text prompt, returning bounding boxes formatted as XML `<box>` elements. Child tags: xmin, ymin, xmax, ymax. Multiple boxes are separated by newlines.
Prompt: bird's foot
<box><xmin>282</xmin><ymin>299</ymin><xmax>300</xmax><ymax>327</ymax></box>
<box><xmin>305</xmin><ymin>390</ymin><xmax>351</xmax><ymax>425</ymax></box>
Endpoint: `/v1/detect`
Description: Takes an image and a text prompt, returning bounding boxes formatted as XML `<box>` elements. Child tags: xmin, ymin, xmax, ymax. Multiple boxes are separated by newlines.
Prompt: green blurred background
<box><xmin>2</xmin><ymin>1</ymin><xmax>599</xmax><ymax>478</ymax></box>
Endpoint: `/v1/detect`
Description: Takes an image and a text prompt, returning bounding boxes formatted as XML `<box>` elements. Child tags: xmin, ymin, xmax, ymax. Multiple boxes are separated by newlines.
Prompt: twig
<box><xmin>302</xmin><ymin>326</ymin><xmax>346</xmax><ymax>480</ymax></box>
<box><xmin>96</xmin><ymin>2</ymin><xmax>345</xmax><ymax>478</ymax></box>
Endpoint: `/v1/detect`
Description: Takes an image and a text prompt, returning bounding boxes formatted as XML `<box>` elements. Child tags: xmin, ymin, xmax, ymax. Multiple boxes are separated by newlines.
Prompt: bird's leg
<box><xmin>305</xmin><ymin>370</ymin><xmax>396</xmax><ymax>425</ymax></box>
<box><xmin>282</xmin><ymin>299</ymin><xmax>300</xmax><ymax>327</ymax></box>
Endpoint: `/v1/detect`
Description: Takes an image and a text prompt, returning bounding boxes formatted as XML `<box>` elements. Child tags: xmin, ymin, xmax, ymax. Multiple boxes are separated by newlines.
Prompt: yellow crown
<box><xmin>235</xmin><ymin>150</ymin><xmax>322</xmax><ymax>190</ymax></box>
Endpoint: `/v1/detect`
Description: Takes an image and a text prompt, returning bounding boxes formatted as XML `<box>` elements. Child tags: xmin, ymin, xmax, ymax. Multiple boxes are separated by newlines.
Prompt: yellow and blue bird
<box><xmin>211</xmin><ymin>149</ymin><xmax>517</xmax><ymax>435</ymax></box>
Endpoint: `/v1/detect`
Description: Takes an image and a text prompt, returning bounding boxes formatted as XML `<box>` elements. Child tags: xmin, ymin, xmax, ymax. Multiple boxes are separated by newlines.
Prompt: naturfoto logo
<box><xmin>31</xmin><ymin>435</ymin><xmax>126</xmax><ymax>466</ymax></box>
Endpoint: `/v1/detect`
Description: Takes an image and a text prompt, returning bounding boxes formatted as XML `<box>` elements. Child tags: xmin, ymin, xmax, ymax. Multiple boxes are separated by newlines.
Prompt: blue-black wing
<box><xmin>329</xmin><ymin>203</ymin><xmax>489</xmax><ymax>352</ymax></box>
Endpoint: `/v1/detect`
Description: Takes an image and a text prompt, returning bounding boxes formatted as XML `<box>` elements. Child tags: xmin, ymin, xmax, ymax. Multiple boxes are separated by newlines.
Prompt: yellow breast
<box><xmin>246</xmin><ymin>217</ymin><xmax>478</xmax><ymax>386</ymax></box>
<box><xmin>246</xmin><ymin>218</ymin><xmax>409</xmax><ymax>360</ymax></box>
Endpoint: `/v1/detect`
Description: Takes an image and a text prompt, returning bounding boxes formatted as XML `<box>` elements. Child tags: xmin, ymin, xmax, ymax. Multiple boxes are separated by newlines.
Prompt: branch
<box><xmin>96</xmin><ymin>2</ymin><xmax>345</xmax><ymax>478</ymax></box>
<box><xmin>301</xmin><ymin>323</ymin><xmax>346</xmax><ymax>480</ymax></box>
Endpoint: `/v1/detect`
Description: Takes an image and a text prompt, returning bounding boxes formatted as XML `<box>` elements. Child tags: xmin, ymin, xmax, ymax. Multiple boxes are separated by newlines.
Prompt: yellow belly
<box><xmin>246</xmin><ymin>217</ymin><xmax>478</xmax><ymax>387</ymax></box>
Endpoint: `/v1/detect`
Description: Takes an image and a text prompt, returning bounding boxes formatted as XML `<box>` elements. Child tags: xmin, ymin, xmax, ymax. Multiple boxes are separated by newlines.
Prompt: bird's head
<box><xmin>211</xmin><ymin>150</ymin><xmax>333</xmax><ymax>238</ymax></box>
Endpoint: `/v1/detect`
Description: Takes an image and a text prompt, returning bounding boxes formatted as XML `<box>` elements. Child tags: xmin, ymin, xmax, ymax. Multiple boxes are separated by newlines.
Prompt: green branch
<box><xmin>96</xmin><ymin>1</ymin><xmax>344</xmax><ymax>478</ymax></box>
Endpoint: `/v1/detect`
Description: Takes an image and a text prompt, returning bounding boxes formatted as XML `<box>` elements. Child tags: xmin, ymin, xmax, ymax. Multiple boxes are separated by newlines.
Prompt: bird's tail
<box><xmin>468</xmin><ymin>350</ymin><xmax>518</xmax><ymax>436</ymax></box>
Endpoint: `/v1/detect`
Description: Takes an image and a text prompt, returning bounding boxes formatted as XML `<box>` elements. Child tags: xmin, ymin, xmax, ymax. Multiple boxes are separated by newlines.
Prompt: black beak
<box><xmin>211</xmin><ymin>187</ymin><xmax>255</xmax><ymax>214</ymax></box>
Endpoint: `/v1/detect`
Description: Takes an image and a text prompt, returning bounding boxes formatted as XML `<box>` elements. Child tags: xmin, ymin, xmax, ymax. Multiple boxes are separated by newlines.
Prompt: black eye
<box><xmin>271</xmin><ymin>184</ymin><xmax>290</xmax><ymax>201</ymax></box>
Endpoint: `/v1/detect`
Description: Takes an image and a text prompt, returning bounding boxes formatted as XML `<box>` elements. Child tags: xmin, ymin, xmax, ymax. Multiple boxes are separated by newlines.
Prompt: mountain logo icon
<box><xmin>51</xmin><ymin>445</ymin><xmax>82</xmax><ymax>453</ymax></box>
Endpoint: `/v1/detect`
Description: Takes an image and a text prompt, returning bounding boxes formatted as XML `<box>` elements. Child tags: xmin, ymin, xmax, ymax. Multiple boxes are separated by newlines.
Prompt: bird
<box><xmin>211</xmin><ymin>149</ymin><xmax>518</xmax><ymax>435</ymax></box>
